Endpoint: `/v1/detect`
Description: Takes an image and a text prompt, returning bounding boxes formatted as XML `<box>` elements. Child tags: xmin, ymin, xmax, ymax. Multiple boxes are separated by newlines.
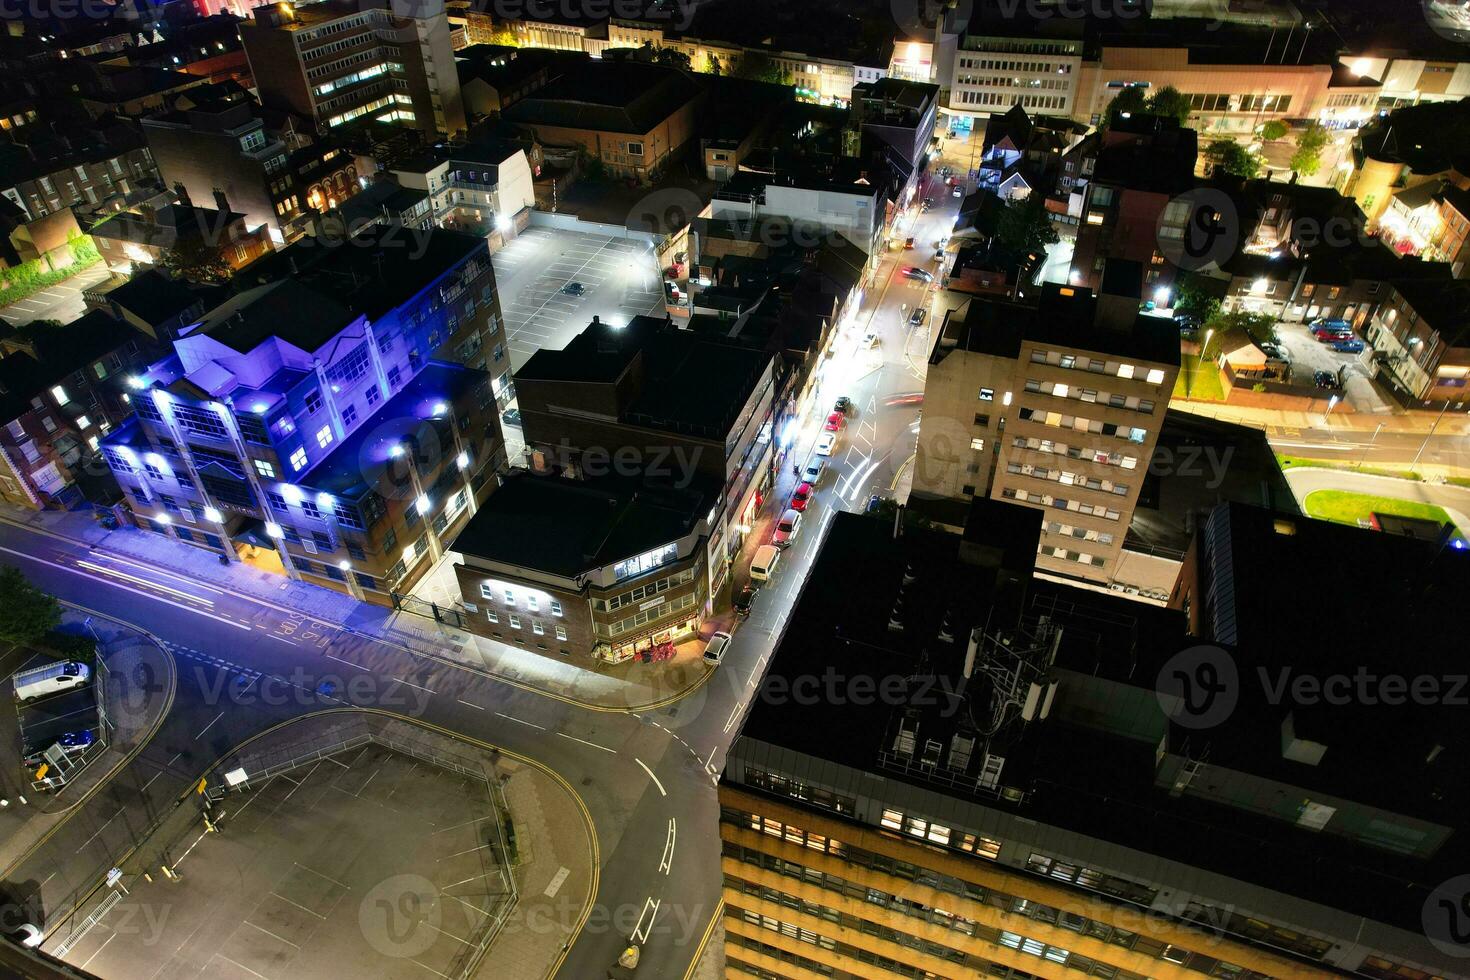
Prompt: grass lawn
<box><xmin>1172</xmin><ymin>354</ymin><xmax>1224</xmax><ymax>401</ymax></box>
<box><xmin>1303</xmin><ymin>489</ymin><xmax>1465</xmax><ymax>539</ymax></box>
<box><xmin>1277</xmin><ymin>454</ymin><xmax>1422</xmax><ymax>482</ymax></box>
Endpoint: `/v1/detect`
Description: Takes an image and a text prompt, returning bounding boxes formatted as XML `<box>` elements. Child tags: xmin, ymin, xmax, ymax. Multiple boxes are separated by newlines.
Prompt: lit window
<box><xmin>290</xmin><ymin>447</ymin><xmax>308</xmax><ymax>470</ymax></box>
<box><xmin>550</xmin><ymin>599</ymin><xmax>563</xmax><ymax>616</ymax></box>
<box><xmin>50</xmin><ymin>385</ymin><xmax>69</xmax><ymax>405</ymax></box>
<box><xmin>555</xmin><ymin>625</ymin><xmax>567</xmax><ymax>641</ymax></box>
<box><xmin>504</xmin><ymin>588</ymin><xmax>514</xmax><ymax>604</ymax></box>
<box><xmin>316</xmin><ymin>425</ymin><xmax>333</xmax><ymax>449</ymax></box>
<box><xmin>978</xmin><ymin>387</ymin><xmax>994</xmax><ymax>401</ymax></box>
<box><xmin>1146</xmin><ymin>368</ymin><xmax>1166</xmax><ymax>384</ymax></box>
<box><xmin>880</xmin><ymin>809</ymin><xmax>903</xmax><ymax>831</ymax></box>
<box><xmin>76</xmin><ymin>415</ymin><xmax>92</xmax><ymax>429</ymax></box>
<box><xmin>970</xmin><ymin>438</ymin><xmax>984</xmax><ymax>451</ymax></box>
<box><xmin>254</xmin><ymin>459</ymin><xmax>276</xmax><ymax>478</ymax></box>
<box><xmin>526</xmin><ymin>595</ymin><xmax>539</xmax><ymax>612</ymax></box>
<box><xmin>1117</xmin><ymin>364</ymin><xmax>1135</xmax><ymax>379</ymax></box>
<box><xmin>479</xmin><ymin>582</ymin><xmax>494</xmax><ymax>599</ymax></box>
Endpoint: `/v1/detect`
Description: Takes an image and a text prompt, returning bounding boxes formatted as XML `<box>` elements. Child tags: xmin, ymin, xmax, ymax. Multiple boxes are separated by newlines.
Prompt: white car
<box><xmin>802</xmin><ymin>457</ymin><xmax>825</xmax><ymax>485</ymax></box>
<box><xmin>772</xmin><ymin>508</ymin><xmax>802</xmax><ymax>548</ymax></box>
<box><xmin>861</xmin><ymin>330</ymin><xmax>880</xmax><ymax>349</ymax></box>
<box><xmin>815</xmin><ymin>431</ymin><xmax>837</xmax><ymax>456</ymax></box>
<box><xmin>702</xmin><ymin>631</ymin><xmax>733</xmax><ymax>665</ymax></box>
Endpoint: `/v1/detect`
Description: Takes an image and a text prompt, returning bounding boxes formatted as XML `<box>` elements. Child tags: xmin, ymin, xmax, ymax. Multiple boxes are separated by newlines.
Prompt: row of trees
<box><xmin>1204</xmin><ymin>122</ymin><xmax>1330</xmax><ymax>179</ymax></box>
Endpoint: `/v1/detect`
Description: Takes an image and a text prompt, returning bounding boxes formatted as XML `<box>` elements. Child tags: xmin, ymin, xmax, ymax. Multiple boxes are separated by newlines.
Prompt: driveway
<box><xmin>491</xmin><ymin>228</ymin><xmax>666</xmax><ymax>371</ymax></box>
<box><xmin>0</xmin><ymin>263</ymin><xmax>111</xmax><ymax>326</ymax></box>
<box><xmin>1274</xmin><ymin>320</ymin><xmax>1393</xmax><ymax>414</ymax></box>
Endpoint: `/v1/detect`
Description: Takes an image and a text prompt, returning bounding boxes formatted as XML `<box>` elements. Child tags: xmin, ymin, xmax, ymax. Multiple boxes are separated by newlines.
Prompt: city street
<box><xmin>0</xmin><ymin>183</ymin><xmax>960</xmax><ymax>980</ymax></box>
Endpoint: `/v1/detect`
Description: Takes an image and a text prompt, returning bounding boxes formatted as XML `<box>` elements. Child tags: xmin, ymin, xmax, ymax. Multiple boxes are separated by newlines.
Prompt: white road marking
<box><xmin>557</xmin><ymin>732</ymin><xmax>615</xmax><ymax>753</ymax></box>
<box><xmin>194</xmin><ymin>712</ymin><xmax>223</xmax><ymax>740</ymax></box>
<box><xmin>635</xmin><ymin>758</ymin><xmax>666</xmax><ymax>796</ymax></box>
<box><xmin>659</xmin><ymin>818</ymin><xmax>676</xmax><ymax>875</ymax></box>
<box><xmin>544</xmin><ymin>866</ymin><xmax>571</xmax><ymax>898</ymax></box>
<box><xmin>495</xmin><ymin>712</ymin><xmax>545</xmax><ymax>730</ymax></box>
<box><xmin>631</xmin><ymin>897</ymin><xmax>660</xmax><ymax>944</ymax></box>
<box><xmin>389</xmin><ymin>677</ymin><xmax>435</xmax><ymax>694</ymax></box>
<box><xmin>456</xmin><ymin>698</ymin><xmax>484</xmax><ymax>709</ymax></box>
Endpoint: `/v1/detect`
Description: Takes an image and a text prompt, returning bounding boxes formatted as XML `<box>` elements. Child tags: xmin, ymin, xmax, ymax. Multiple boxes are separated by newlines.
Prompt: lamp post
<box><xmin>1410</xmin><ymin>400</ymin><xmax>1453</xmax><ymax>472</ymax></box>
<box><xmin>1356</xmin><ymin>421</ymin><xmax>1384</xmax><ymax>471</ymax></box>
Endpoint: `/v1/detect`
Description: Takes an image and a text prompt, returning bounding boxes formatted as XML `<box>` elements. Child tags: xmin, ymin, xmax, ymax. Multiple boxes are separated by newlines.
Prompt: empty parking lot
<box><xmin>491</xmin><ymin>227</ymin><xmax>666</xmax><ymax>370</ymax></box>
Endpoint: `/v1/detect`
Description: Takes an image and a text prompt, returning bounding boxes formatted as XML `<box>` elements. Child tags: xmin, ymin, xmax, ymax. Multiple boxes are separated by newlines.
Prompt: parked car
<box><xmin>815</xmin><ymin>431</ymin><xmax>838</xmax><ymax>456</ymax></box>
<box><xmin>790</xmin><ymin>481</ymin><xmax>814</xmax><ymax>511</ymax></box>
<box><xmin>1173</xmin><ymin>313</ymin><xmax>1201</xmax><ymax>331</ymax></box>
<box><xmin>1331</xmin><ymin>338</ymin><xmax>1366</xmax><ymax>353</ymax></box>
<box><xmin>908</xmin><ymin>308</ymin><xmax>927</xmax><ymax>326</ymax></box>
<box><xmin>1312</xmin><ymin>326</ymin><xmax>1352</xmax><ymax>342</ymax></box>
<box><xmin>772</xmin><ymin>508</ymin><xmax>802</xmax><ymax>548</ymax></box>
<box><xmin>903</xmin><ymin>237</ymin><xmax>915</xmax><ymax>249</ymax></box>
<box><xmin>902</xmin><ymin>266</ymin><xmax>934</xmax><ymax>282</ymax></box>
<box><xmin>833</xmin><ymin>395</ymin><xmax>852</xmax><ymax>415</ymax></box>
<box><xmin>750</xmin><ymin>545</ymin><xmax>780</xmax><ymax>582</ymax></box>
<box><xmin>921</xmin><ymin>198</ymin><xmax>933</xmax><ymax>211</ymax></box>
<box><xmin>560</xmin><ymin>281</ymin><xmax>586</xmax><ymax>296</ymax></box>
<box><xmin>861</xmin><ymin>329</ymin><xmax>880</xmax><ymax>349</ymax></box>
<box><xmin>1308</xmin><ymin>317</ymin><xmax>1352</xmax><ymax>332</ymax></box>
<box><xmin>824</xmin><ymin>411</ymin><xmax>845</xmax><ymax>432</ymax></box>
<box><xmin>1313</xmin><ymin>370</ymin><xmax>1340</xmax><ymax>389</ymax></box>
<box><xmin>952</xmin><ymin>186</ymin><xmax>963</xmax><ymax>198</ymax></box>
<box><xmin>501</xmin><ymin>408</ymin><xmax>522</xmax><ymax>428</ymax></box>
<box><xmin>702</xmin><ymin>631</ymin><xmax>733</xmax><ymax>666</ymax></box>
<box><xmin>733</xmin><ymin>584</ymin><xmax>758</xmax><ymax>617</ymax></box>
<box><xmin>866</xmin><ymin>493</ymin><xmax>883</xmax><ymax>514</ymax></box>
<box><xmin>802</xmin><ymin>457</ymin><xmax>825</xmax><ymax>485</ymax></box>
<box><xmin>23</xmin><ymin>730</ymin><xmax>96</xmax><ymax>768</ymax></box>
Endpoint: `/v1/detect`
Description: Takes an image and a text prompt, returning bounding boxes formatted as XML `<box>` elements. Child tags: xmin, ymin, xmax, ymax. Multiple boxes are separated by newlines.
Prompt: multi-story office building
<box><xmin>913</xmin><ymin>274</ymin><xmax>1178</xmax><ymax>583</ymax></box>
<box><xmin>513</xmin><ymin>314</ymin><xmax>775</xmax><ymax>598</ymax></box>
<box><xmin>0</xmin><ymin>311</ymin><xmax>154</xmax><ymax>510</ymax></box>
<box><xmin>944</xmin><ymin>19</ymin><xmax>1085</xmax><ymax>133</ymax></box>
<box><xmin>722</xmin><ymin>499</ymin><xmax>1465</xmax><ymax>980</ymax></box>
<box><xmin>101</xmin><ymin>226</ymin><xmax>509</xmax><ymax>602</ymax></box>
<box><xmin>450</xmin><ymin>470</ymin><xmax>717</xmax><ymax>662</ymax></box>
<box><xmin>238</xmin><ymin>0</ymin><xmax>465</xmax><ymax>137</ymax></box>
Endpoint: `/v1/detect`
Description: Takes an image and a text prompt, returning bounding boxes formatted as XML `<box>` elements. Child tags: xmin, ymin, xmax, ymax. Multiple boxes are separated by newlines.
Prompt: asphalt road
<box><xmin>1269</xmin><ymin>424</ymin><xmax>1470</xmax><ymax>469</ymax></box>
<box><xmin>0</xmin><ymin>190</ymin><xmax>957</xmax><ymax>978</ymax></box>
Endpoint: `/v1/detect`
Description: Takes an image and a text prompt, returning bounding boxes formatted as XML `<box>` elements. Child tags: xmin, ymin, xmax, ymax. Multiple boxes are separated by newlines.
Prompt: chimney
<box><xmin>173</xmin><ymin>181</ymin><xmax>192</xmax><ymax>209</ymax></box>
<box><xmin>212</xmin><ymin>188</ymin><xmax>230</xmax><ymax>215</ymax></box>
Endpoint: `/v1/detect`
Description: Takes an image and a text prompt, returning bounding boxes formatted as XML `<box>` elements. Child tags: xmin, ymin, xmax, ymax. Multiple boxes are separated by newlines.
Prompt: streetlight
<box><xmin>1411</xmin><ymin>400</ymin><xmax>1455</xmax><ymax>471</ymax></box>
<box><xmin>1356</xmin><ymin>421</ymin><xmax>1384</xmax><ymax>471</ymax></box>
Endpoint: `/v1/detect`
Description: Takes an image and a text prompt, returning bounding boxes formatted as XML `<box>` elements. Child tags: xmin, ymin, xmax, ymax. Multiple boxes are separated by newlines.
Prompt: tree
<box><xmin>1260</xmin><ymin>120</ymin><xmax>1288</xmax><ymax>141</ymax></box>
<box><xmin>1173</xmin><ymin>272</ymin><xmax>1222</xmax><ymax>323</ymax></box>
<box><xmin>1104</xmin><ymin>87</ymin><xmax>1147</xmax><ymax>128</ymax></box>
<box><xmin>162</xmin><ymin>237</ymin><xmax>231</xmax><ymax>284</ymax></box>
<box><xmin>1145</xmin><ymin>85</ymin><xmax>1192</xmax><ymax>127</ymax></box>
<box><xmin>996</xmin><ymin>194</ymin><xmax>1059</xmax><ymax>252</ymax></box>
<box><xmin>650</xmin><ymin>45</ymin><xmax>692</xmax><ymax>71</ymax></box>
<box><xmin>732</xmin><ymin>52</ymin><xmax>792</xmax><ymax>86</ymax></box>
<box><xmin>0</xmin><ymin>566</ymin><xmax>62</xmax><ymax>646</ymax></box>
<box><xmin>488</xmin><ymin>27</ymin><xmax>518</xmax><ymax>47</ymax></box>
<box><xmin>1204</xmin><ymin>308</ymin><xmax>1277</xmax><ymax>350</ymax></box>
<box><xmin>1291</xmin><ymin>122</ymin><xmax>1329</xmax><ymax>176</ymax></box>
<box><xmin>705</xmin><ymin>52</ymin><xmax>724</xmax><ymax>75</ymax></box>
<box><xmin>1205</xmin><ymin>138</ymin><xmax>1263</xmax><ymax>178</ymax></box>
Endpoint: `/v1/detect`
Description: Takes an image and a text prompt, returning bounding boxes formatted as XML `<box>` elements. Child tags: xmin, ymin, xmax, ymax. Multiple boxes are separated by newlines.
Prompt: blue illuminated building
<box><xmin>101</xmin><ymin>225</ymin><xmax>510</xmax><ymax>602</ymax></box>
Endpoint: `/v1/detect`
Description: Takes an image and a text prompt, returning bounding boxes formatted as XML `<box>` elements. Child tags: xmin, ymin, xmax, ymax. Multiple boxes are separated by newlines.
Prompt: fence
<box><xmin>390</xmin><ymin>591</ymin><xmax>468</xmax><ymax>629</ymax></box>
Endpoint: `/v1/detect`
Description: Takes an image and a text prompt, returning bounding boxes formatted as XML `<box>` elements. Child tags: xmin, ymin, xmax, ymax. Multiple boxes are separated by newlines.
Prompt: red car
<box><xmin>790</xmin><ymin>482</ymin><xmax>814</xmax><ymax>511</ymax></box>
<box><xmin>824</xmin><ymin>411</ymin><xmax>846</xmax><ymax>432</ymax></box>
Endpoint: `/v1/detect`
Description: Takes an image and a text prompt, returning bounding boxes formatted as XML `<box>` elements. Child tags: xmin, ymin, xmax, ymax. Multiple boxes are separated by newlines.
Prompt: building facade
<box><xmin>101</xmin><ymin>226</ymin><xmax>510</xmax><ymax>602</ymax></box>
<box><xmin>238</xmin><ymin>0</ymin><xmax>466</xmax><ymax>137</ymax></box>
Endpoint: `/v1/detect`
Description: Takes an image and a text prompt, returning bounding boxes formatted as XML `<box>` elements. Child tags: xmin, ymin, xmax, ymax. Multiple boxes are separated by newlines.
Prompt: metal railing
<box><xmin>51</xmin><ymin>890</ymin><xmax>121</xmax><ymax>958</ymax></box>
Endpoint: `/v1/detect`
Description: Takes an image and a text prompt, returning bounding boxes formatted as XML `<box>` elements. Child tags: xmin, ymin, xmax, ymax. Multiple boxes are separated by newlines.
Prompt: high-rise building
<box><xmin>238</xmin><ymin>0</ymin><xmax>465</xmax><ymax>138</ymax></box>
<box><xmin>720</xmin><ymin>500</ymin><xmax>1465</xmax><ymax>980</ymax></box>
<box><xmin>101</xmin><ymin>226</ymin><xmax>509</xmax><ymax>602</ymax></box>
<box><xmin>913</xmin><ymin>273</ymin><xmax>1178</xmax><ymax>583</ymax></box>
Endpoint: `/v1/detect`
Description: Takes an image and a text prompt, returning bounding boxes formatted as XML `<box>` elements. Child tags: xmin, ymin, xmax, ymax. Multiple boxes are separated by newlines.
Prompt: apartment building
<box><xmin>450</xmin><ymin>470</ymin><xmax>716</xmax><ymax>663</ymax></box>
<box><xmin>0</xmin><ymin>119</ymin><xmax>157</xmax><ymax>226</ymax></box>
<box><xmin>913</xmin><ymin>275</ymin><xmax>1178</xmax><ymax>583</ymax></box>
<box><xmin>101</xmin><ymin>226</ymin><xmax>509</xmax><ymax>602</ymax></box>
<box><xmin>1364</xmin><ymin>277</ymin><xmax>1470</xmax><ymax>407</ymax></box>
<box><xmin>0</xmin><ymin>312</ymin><xmax>154</xmax><ymax>510</ymax></box>
<box><xmin>238</xmin><ymin>0</ymin><xmax>465</xmax><ymax>137</ymax></box>
<box><xmin>390</xmin><ymin>140</ymin><xmax>535</xmax><ymax>240</ymax></box>
<box><xmin>513</xmin><ymin>315</ymin><xmax>775</xmax><ymax>598</ymax></box>
<box><xmin>1068</xmin><ymin>116</ymin><xmax>1200</xmax><ymax>297</ymax></box>
<box><xmin>722</xmin><ymin>500</ymin><xmax>1465</xmax><ymax>980</ymax></box>
<box><xmin>88</xmin><ymin>189</ymin><xmax>273</xmax><ymax>277</ymax></box>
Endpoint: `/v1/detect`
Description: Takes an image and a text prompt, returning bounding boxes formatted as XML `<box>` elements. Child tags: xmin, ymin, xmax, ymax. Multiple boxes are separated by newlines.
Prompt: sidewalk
<box><xmin>0</xmin><ymin>614</ymin><xmax>174</xmax><ymax>876</ymax></box>
<box><xmin>1173</xmin><ymin>398</ymin><xmax>1470</xmax><ymax>436</ymax></box>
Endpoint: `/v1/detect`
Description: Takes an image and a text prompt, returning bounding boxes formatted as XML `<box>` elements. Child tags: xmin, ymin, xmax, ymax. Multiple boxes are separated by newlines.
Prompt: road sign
<box><xmin>196</xmin><ymin>778</ymin><xmax>207</xmax><ymax>795</ymax></box>
<box><xmin>106</xmin><ymin>868</ymin><xmax>122</xmax><ymax>888</ymax></box>
<box><xmin>224</xmin><ymin>768</ymin><xmax>248</xmax><ymax>787</ymax></box>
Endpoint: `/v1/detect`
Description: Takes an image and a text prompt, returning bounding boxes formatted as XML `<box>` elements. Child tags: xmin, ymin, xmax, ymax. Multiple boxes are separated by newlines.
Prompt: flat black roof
<box><xmin>450</xmin><ymin>469</ymin><xmax>714</xmax><ymax>577</ymax></box>
<box><xmin>500</xmin><ymin>60</ymin><xmax>700</xmax><ymax>135</ymax></box>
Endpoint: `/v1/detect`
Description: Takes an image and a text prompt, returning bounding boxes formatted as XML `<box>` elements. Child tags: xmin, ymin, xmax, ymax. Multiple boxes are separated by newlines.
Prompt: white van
<box><xmin>702</xmin><ymin>631</ymin><xmax>733</xmax><ymax>666</ymax></box>
<box><xmin>750</xmin><ymin>545</ymin><xmax>780</xmax><ymax>582</ymax></box>
<box><xmin>13</xmin><ymin>661</ymin><xmax>90</xmax><ymax>702</ymax></box>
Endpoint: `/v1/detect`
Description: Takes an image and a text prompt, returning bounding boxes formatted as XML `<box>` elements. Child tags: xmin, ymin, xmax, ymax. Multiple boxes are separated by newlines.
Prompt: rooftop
<box><xmin>517</xmin><ymin>315</ymin><xmax>772</xmax><ymax>438</ymax></box>
<box><xmin>0</xmin><ymin>312</ymin><xmax>144</xmax><ymax>421</ymax></box>
<box><xmin>451</xmin><ymin>469</ymin><xmax>714</xmax><ymax>578</ymax></box>
<box><xmin>500</xmin><ymin>60</ymin><xmax>701</xmax><ymax>135</ymax></box>
<box><xmin>104</xmin><ymin>269</ymin><xmax>206</xmax><ymax>328</ymax></box>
